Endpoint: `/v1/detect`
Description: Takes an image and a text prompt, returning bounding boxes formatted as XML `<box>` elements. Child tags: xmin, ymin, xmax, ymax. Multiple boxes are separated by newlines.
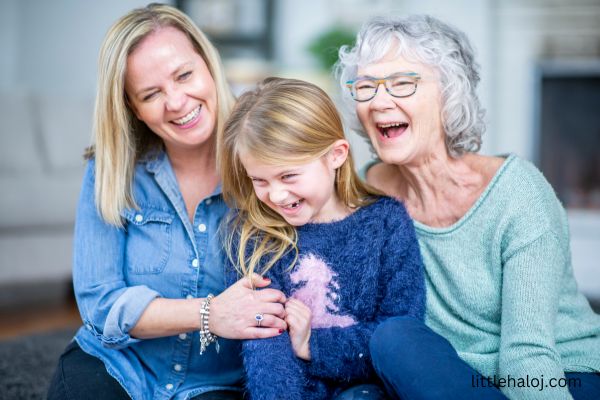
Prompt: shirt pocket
<box><xmin>122</xmin><ymin>207</ymin><xmax>174</xmax><ymax>274</ymax></box>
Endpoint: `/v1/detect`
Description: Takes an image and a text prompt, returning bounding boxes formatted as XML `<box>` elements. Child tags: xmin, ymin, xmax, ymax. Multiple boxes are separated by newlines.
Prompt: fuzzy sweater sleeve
<box><xmin>307</xmin><ymin>201</ymin><xmax>426</xmax><ymax>380</ymax></box>
<box><xmin>242</xmin><ymin>333</ymin><xmax>311</xmax><ymax>400</ymax></box>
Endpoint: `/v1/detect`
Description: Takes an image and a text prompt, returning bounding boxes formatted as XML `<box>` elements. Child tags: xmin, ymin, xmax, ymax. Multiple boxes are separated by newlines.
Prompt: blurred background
<box><xmin>1</xmin><ymin>0</ymin><xmax>599</xmax><ymax>338</ymax></box>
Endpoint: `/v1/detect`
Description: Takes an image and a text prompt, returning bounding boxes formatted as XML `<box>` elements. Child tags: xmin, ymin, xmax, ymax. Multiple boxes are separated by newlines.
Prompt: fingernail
<box><xmin>278</xmin><ymin>329</ymin><xmax>284</xmax><ymax>334</ymax></box>
<box><xmin>263</xmin><ymin>276</ymin><xmax>271</xmax><ymax>281</ymax></box>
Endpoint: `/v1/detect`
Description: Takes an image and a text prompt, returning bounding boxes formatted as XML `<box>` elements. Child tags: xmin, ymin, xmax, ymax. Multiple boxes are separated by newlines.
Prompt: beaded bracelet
<box><xmin>199</xmin><ymin>294</ymin><xmax>219</xmax><ymax>355</ymax></box>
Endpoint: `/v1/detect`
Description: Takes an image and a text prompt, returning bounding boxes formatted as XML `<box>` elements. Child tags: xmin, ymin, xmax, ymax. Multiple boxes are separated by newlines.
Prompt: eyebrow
<box><xmin>247</xmin><ymin>167</ymin><xmax>301</xmax><ymax>180</ymax></box>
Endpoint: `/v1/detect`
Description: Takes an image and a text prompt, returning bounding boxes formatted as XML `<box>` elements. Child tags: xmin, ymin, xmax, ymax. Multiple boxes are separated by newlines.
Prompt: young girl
<box><xmin>219</xmin><ymin>77</ymin><xmax>425</xmax><ymax>400</ymax></box>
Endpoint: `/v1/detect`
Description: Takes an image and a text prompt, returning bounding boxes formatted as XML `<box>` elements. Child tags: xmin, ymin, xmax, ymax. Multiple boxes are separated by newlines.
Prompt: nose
<box><xmin>369</xmin><ymin>83</ymin><xmax>395</xmax><ymax>111</ymax></box>
<box><xmin>269</xmin><ymin>186</ymin><xmax>289</xmax><ymax>204</ymax></box>
<box><xmin>164</xmin><ymin>87</ymin><xmax>186</xmax><ymax>112</ymax></box>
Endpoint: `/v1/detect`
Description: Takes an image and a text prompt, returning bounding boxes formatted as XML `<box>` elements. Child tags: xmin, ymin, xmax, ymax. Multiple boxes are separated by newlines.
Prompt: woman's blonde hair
<box><xmin>220</xmin><ymin>77</ymin><xmax>380</xmax><ymax>278</ymax></box>
<box><xmin>89</xmin><ymin>3</ymin><xmax>235</xmax><ymax>225</ymax></box>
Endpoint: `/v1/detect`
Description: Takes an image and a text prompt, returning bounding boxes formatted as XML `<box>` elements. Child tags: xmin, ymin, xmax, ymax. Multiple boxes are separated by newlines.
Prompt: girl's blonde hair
<box><xmin>220</xmin><ymin>77</ymin><xmax>380</xmax><ymax>278</ymax></box>
<box><xmin>88</xmin><ymin>3</ymin><xmax>235</xmax><ymax>226</ymax></box>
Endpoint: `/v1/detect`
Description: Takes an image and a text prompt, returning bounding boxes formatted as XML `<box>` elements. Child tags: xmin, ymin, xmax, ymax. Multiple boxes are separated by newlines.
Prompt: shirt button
<box><xmin>191</xmin><ymin>259</ymin><xmax>199</xmax><ymax>268</ymax></box>
<box><xmin>135</xmin><ymin>214</ymin><xmax>143</xmax><ymax>222</ymax></box>
<box><xmin>174</xmin><ymin>364</ymin><xmax>182</xmax><ymax>372</ymax></box>
<box><xmin>197</xmin><ymin>223</ymin><xmax>207</xmax><ymax>232</ymax></box>
<box><xmin>179</xmin><ymin>333</ymin><xmax>187</xmax><ymax>340</ymax></box>
<box><xmin>186</xmin><ymin>294</ymin><xmax>193</xmax><ymax>300</ymax></box>
<box><xmin>205</xmin><ymin>198</ymin><xmax>212</xmax><ymax>205</ymax></box>
<box><xmin>165</xmin><ymin>383</ymin><xmax>174</xmax><ymax>390</ymax></box>
<box><xmin>358</xmin><ymin>353</ymin><xmax>364</xmax><ymax>358</ymax></box>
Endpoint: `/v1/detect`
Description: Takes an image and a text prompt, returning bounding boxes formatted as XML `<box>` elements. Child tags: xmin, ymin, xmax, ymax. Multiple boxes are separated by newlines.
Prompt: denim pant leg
<box><xmin>47</xmin><ymin>340</ymin><xmax>130</xmax><ymax>400</ymax></box>
<box><xmin>369</xmin><ymin>316</ymin><xmax>507</xmax><ymax>400</ymax></box>
<box><xmin>567</xmin><ymin>373</ymin><xmax>600</xmax><ymax>400</ymax></box>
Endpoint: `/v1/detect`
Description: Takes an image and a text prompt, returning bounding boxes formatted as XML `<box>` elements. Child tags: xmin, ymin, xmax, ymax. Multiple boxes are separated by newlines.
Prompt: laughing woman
<box><xmin>46</xmin><ymin>5</ymin><xmax>287</xmax><ymax>400</ymax></box>
<box><xmin>336</xmin><ymin>15</ymin><xmax>600</xmax><ymax>400</ymax></box>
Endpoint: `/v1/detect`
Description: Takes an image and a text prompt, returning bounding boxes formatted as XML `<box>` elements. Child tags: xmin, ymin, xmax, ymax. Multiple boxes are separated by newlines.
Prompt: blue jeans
<box><xmin>369</xmin><ymin>317</ymin><xmax>507</xmax><ymax>400</ymax></box>
<box><xmin>47</xmin><ymin>341</ymin><xmax>244</xmax><ymax>400</ymax></box>
<box><xmin>370</xmin><ymin>317</ymin><xmax>600</xmax><ymax>400</ymax></box>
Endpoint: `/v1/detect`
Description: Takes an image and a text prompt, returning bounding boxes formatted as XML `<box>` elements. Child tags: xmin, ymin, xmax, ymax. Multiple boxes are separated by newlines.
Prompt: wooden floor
<box><xmin>0</xmin><ymin>298</ymin><xmax>81</xmax><ymax>340</ymax></box>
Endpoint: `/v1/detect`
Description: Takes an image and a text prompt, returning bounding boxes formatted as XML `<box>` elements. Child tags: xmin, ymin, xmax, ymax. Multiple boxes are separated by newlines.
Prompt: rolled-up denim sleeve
<box><xmin>73</xmin><ymin>160</ymin><xmax>160</xmax><ymax>349</ymax></box>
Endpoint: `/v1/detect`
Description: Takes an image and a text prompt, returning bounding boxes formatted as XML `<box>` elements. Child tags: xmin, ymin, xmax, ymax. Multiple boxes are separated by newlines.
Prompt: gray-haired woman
<box><xmin>336</xmin><ymin>15</ymin><xmax>600</xmax><ymax>400</ymax></box>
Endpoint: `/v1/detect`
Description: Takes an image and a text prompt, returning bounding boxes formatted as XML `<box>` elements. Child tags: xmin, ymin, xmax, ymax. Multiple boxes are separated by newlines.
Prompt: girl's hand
<box><xmin>285</xmin><ymin>298</ymin><xmax>312</xmax><ymax>360</ymax></box>
<box><xmin>210</xmin><ymin>274</ymin><xmax>287</xmax><ymax>339</ymax></box>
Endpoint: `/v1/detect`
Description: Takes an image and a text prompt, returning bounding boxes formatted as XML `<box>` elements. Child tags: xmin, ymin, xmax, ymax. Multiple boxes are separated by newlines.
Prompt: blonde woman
<box><xmin>47</xmin><ymin>5</ymin><xmax>287</xmax><ymax>400</ymax></box>
<box><xmin>219</xmin><ymin>77</ymin><xmax>425</xmax><ymax>400</ymax></box>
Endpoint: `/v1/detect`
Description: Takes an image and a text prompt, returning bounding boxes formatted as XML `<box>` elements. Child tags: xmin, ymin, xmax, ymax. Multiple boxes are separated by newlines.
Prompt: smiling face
<box><xmin>240</xmin><ymin>144</ymin><xmax>349</xmax><ymax>227</ymax></box>
<box><xmin>355</xmin><ymin>52</ymin><xmax>447</xmax><ymax>166</ymax></box>
<box><xmin>125</xmin><ymin>26</ymin><xmax>217</xmax><ymax>155</ymax></box>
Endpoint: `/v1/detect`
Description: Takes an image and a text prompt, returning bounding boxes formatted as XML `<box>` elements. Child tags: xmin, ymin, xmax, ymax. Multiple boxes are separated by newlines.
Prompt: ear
<box><xmin>328</xmin><ymin>139</ymin><xmax>349</xmax><ymax>169</ymax></box>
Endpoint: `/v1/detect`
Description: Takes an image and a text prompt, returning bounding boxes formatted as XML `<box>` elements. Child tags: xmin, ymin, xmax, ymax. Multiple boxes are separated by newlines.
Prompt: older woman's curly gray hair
<box><xmin>335</xmin><ymin>15</ymin><xmax>485</xmax><ymax>157</ymax></box>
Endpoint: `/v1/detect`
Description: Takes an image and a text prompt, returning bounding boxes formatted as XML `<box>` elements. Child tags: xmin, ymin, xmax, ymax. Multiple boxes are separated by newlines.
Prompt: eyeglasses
<box><xmin>346</xmin><ymin>72</ymin><xmax>421</xmax><ymax>102</ymax></box>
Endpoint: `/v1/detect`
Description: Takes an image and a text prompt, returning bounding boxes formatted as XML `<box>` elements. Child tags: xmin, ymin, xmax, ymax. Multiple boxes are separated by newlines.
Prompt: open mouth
<box><xmin>172</xmin><ymin>106</ymin><xmax>201</xmax><ymax>126</ymax></box>
<box><xmin>377</xmin><ymin>122</ymin><xmax>409</xmax><ymax>139</ymax></box>
<box><xmin>278</xmin><ymin>199</ymin><xmax>304</xmax><ymax>215</ymax></box>
<box><xmin>282</xmin><ymin>199</ymin><xmax>303</xmax><ymax>210</ymax></box>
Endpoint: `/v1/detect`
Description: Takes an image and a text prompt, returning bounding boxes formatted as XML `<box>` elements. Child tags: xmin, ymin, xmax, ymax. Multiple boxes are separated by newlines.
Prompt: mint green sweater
<box><xmin>364</xmin><ymin>154</ymin><xmax>600</xmax><ymax>399</ymax></box>
<box><xmin>416</xmin><ymin>154</ymin><xmax>600</xmax><ymax>399</ymax></box>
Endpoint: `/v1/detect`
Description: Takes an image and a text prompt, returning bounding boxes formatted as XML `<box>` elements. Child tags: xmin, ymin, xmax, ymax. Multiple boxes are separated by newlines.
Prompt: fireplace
<box><xmin>535</xmin><ymin>60</ymin><xmax>600</xmax><ymax>210</ymax></box>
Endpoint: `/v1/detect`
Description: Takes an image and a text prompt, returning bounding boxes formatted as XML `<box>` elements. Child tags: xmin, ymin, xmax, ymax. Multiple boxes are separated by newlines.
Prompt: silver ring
<box><xmin>255</xmin><ymin>313</ymin><xmax>264</xmax><ymax>327</ymax></box>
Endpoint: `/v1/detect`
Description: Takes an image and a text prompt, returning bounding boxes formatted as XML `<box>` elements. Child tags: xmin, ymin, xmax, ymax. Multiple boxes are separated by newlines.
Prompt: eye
<box><xmin>355</xmin><ymin>80</ymin><xmax>376</xmax><ymax>90</ymax></box>
<box><xmin>281</xmin><ymin>173</ymin><xmax>298</xmax><ymax>180</ymax></box>
<box><xmin>178</xmin><ymin>71</ymin><xmax>192</xmax><ymax>81</ymax></box>
<box><xmin>250</xmin><ymin>177</ymin><xmax>265</xmax><ymax>184</ymax></box>
<box><xmin>142</xmin><ymin>91</ymin><xmax>160</xmax><ymax>102</ymax></box>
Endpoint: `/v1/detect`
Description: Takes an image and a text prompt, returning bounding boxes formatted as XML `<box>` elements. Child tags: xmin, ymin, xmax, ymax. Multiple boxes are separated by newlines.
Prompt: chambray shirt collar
<box><xmin>144</xmin><ymin>150</ymin><xmax>223</xmax><ymax>197</ymax></box>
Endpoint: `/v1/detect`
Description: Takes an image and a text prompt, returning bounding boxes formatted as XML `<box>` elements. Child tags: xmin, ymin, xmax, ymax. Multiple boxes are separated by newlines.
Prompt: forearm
<box><xmin>499</xmin><ymin>231</ymin><xmax>571</xmax><ymax>399</ymax></box>
<box><xmin>130</xmin><ymin>297</ymin><xmax>203</xmax><ymax>339</ymax></box>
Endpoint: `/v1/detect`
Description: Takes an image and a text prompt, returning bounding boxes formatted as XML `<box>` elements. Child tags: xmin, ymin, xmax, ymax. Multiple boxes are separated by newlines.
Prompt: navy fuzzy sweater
<box><xmin>231</xmin><ymin>197</ymin><xmax>425</xmax><ymax>400</ymax></box>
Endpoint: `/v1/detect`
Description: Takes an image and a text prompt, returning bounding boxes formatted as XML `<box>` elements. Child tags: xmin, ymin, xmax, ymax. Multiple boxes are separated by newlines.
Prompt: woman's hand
<box><xmin>285</xmin><ymin>298</ymin><xmax>312</xmax><ymax>360</ymax></box>
<box><xmin>210</xmin><ymin>274</ymin><xmax>288</xmax><ymax>339</ymax></box>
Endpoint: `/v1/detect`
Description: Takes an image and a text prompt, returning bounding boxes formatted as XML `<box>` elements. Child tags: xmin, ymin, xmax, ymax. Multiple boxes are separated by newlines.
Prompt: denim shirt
<box><xmin>72</xmin><ymin>151</ymin><xmax>243</xmax><ymax>400</ymax></box>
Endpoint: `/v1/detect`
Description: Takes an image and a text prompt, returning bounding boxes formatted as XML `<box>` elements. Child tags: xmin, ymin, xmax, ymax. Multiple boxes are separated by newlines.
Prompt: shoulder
<box><xmin>497</xmin><ymin>155</ymin><xmax>563</xmax><ymax>211</ymax></box>
<box><xmin>491</xmin><ymin>154</ymin><xmax>569</xmax><ymax>244</ymax></box>
<box><xmin>362</xmin><ymin>196</ymin><xmax>414</xmax><ymax>236</ymax></box>
<box><xmin>364</xmin><ymin>162</ymin><xmax>397</xmax><ymax>193</ymax></box>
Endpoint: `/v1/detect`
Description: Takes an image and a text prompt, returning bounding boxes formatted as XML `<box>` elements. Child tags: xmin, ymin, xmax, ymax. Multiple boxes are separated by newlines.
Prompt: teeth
<box><xmin>173</xmin><ymin>106</ymin><xmax>200</xmax><ymax>125</ymax></box>
<box><xmin>378</xmin><ymin>122</ymin><xmax>407</xmax><ymax>128</ymax></box>
<box><xmin>283</xmin><ymin>200</ymin><xmax>302</xmax><ymax>209</ymax></box>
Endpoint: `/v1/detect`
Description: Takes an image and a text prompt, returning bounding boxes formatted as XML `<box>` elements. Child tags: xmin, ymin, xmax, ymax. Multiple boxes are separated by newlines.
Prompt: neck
<box><xmin>392</xmin><ymin>152</ymin><xmax>485</xmax><ymax>221</ymax></box>
<box><xmin>166</xmin><ymin>140</ymin><xmax>217</xmax><ymax>179</ymax></box>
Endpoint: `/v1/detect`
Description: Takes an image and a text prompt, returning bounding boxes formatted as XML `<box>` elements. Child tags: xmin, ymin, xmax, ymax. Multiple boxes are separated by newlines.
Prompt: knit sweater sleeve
<box><xmin>242</xmin><ymin>333</ymin><xmax>308</xmax><ymax>400</ymax></box>
<box><xmin>307</xmin><ymin>200</ymin><xmax>426</xmax><ymax>380</ymax></box>
<box><xmin>499</xmin><ymin>230</ymin><xmax>572</xmax><ymax>400</ymax></box>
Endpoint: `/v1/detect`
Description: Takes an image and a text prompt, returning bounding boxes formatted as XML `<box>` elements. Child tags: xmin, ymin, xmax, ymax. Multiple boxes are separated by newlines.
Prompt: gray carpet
<box><xmin>0</xmin><ymin>328</ymin><xmax>76</xmax><ymax>400</ymax></box>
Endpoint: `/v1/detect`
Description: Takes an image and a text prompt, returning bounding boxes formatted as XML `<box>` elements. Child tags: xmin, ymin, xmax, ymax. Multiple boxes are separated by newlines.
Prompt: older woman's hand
<box><xmin>210</xmin><ymin>273</ymin><xmax>287</xmax><ymax>339</ymax></box>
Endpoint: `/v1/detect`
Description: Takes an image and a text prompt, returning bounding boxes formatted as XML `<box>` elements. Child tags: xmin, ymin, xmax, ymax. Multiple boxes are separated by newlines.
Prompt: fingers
<box><xmin>285</xmin><ymin>298</ymin><xmax>311</xmax><ymax>318</ymax></box>
<box><xmin>255</xmin><ymin>288</ymin><xmax>287</xmax><ymax>304</ymax></box>
<box><xmin>245</xmin><ymin>327</ymin><xmax>285</xmax><ymax>340</ymax></box>
<box><xmin>253</xmin><ymin>313</ymin><xmax>287</xmax><ymax>331</ymax></box>
<box><xmin>242</xmin><ymin>273</ymin><xmax>271</xmax><ymax>289</ymax></box>
<box><xmin>258</xmin><ymin>302</ymin><xmax>286</xmax><ymax>319</ymax></box>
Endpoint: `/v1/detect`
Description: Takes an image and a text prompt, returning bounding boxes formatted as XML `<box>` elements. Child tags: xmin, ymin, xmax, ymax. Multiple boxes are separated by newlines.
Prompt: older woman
<box><xmin>336</xmin><ymin>15</ymin><xmax>600</xmax><ymax>400</ymax></box>
<box><xmin>46</xmin><ymin>5</ymin><xmax>288</xmax><ymax>400</ymax></box>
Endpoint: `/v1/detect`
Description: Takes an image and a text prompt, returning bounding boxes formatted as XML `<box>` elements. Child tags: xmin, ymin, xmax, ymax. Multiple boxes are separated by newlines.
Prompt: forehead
<box><xmin>125</xmin><ymin>27</ymin><xmax>200</xmax><ymax>85</ymax></box>
<box><xmin>240</xmin><ymin>152</ymin><xmax>319</xmax><ymax>176</ymax></box>
<box><xmin>357</xmin><ymin>52</ymin><xmax>432</xmax><ymax>78</ymax></box>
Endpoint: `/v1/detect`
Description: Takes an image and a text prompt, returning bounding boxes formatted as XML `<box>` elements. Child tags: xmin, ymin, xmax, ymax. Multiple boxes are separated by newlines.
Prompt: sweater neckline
<box><xmin>414</xmin><ymin>154</ymin><xmax>516</xmax><ymax>235</ymax></box>
<box><xmin>297</xmin><ymin>197</ymin><xmax>381</xmax><ymax>233</ymax></box>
